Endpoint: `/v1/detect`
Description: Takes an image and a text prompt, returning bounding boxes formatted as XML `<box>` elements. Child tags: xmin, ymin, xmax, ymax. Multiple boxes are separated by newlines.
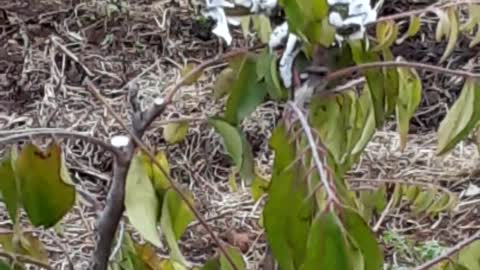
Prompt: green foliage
<box><xmin>160</xmin><ymin>189</ymin><xmax>195</xmax><ymax>266</ymax></box>
<box><xmin>15</xmin><ymin>143</ymin><xmax>75</xmax><ymax>227</ymax></box>
<box><xmin>124</xmin><ymin>150</ymin><xmax>196</xmax><ymax>264</ymax></box>
<box><xmin>125</xmin><ymin>151</ymin><xmax>162</xmax><ymax>247</ymax></box>
<box><xmin>0</xmin><ymin>261</ymin><xmax>11</xmax><ymax>270</ymax></box>
<box><xmin>300</xmin><ymin>211</ymin><xmax>352</xmax><ymax>270</ymax></box>
<box><xmin>263</xmin><ymin>123</ymin><xmax>312</xmax><ymax>270</ymax></box>
<box><xmin>406</xmin><ymin>16</ymin><xmax>421</xmax><ymax>37</ymax></box>
<box><xmin>396</xmin><ymin>64</ymin><xmax>422</xmax><ymax>150</ymax></box>
<box><xmin>0</xmin><ymin>151</ymin><xmax>18</xmax><ymax>221</ymax></box>
<box><xmin>225</xmin><ymin>54</ymin><xmax>267</xmax><ymax>125</ymax></box>
<box><xmin>198</xmin><ymin>245</ymin><xmax>245</xmax><ymax>270</ymax></box>
<box><xmin>208</xmin><ymin>117</ymin><xmax>254</xmax><ymax>182</ymax></box>
<box><xmin>163</xmin><ymin>122</ymin><xmax>189</xmax><ymax>144</ymax></box>
<box><xmin>339</xmin><ymin>207</ymin><xmax>384</xmax><ymax>270</ymax></box>
<box><xmin>437</xmin><ymin>78</ymin><xmax>480</xmax><ymax>155</ymax></box>
<box><xmin>0</xmin><ymin>232</ymin><xmax>49</xmax><ymax>265</ymax></box>
<box><xmin>250</xmin><ymin>171</ymin><xmax>270</xmax><ymax>202</ymax></box>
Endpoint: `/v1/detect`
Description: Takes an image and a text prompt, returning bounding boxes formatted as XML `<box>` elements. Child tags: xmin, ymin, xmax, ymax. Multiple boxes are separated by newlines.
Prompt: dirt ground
<box><xmin>1</xmin><ymin>0</ymin><xmax>480</xmax><ymax>269</ymax></box>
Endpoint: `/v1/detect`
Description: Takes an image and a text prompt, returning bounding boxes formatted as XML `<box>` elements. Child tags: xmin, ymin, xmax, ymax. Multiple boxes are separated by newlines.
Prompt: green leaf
<box><xmin>15</xmin><ymin>143</ymin><xmax>75</xmax><ymax>227</ymax></box>
<box><xmin>440</xmin><ymin>7</ymin><xmax>459</xmax><ymax>63</ymax></box>
<box><xmin>200</xmin><ymin>258</ymin><xmax>221</xmax><ymax>270</ymax></box>
<box><xmin>0</xmin><ymin>151</ymin><xmax>18</xmax><ymax>221</ymax></box>
<box><xmin>460</xmin><ymin>4</ymin><xmax>480</xmax><ymax>33</ymax></box>
<box><xmin>407</xmin><ymin>15</ymin><xmax>421</xmax><ymax>37</ymax></box>
<box><xmin>427</xmin><ymin>192</ymin><xmax>453</xmax><ymax>213</ymax></box>
<box><xmin>382</xmin><ymin>49</ymin><xmax>399</xmax><ymax>115</ymax></box>
<box><xmin>309</xmin><ymin>95</ymin><xmax>348</xmax><ymax>165</ymax></box>
<box><xmin>373</xmin><ymin>20</ymin><xmax>399</xmax><ymax>52</ymax></box>
<box><xmin>412</xmin><ymin>190</ymin><xmax>435</xmax><ymax>215</ymax></box>
<box><xmin>404</xmin><ymin>185</ymin><xmax>420</xmax><ymax>201</ymax></box>
<box><xmin>469</xmin><ymin>26</ymin><xmax>480</xmax><ymax>48</ymax></box>
<box><xmin>339</xmin><ymin>208</ymin><xmax>384</xmax><ymax>270</ymax></box>
<box><xmin>239</xmin><ymin>16</ymin><xmax>251</xmax><ymax>38</ymax></box>
<box><xmin>269</xmin><ymin>56</ymin><xmax>287</xmax><ymax>100</ymax></box>
<box><xmin>359</xmin><ymin>186</ymin><xmax>386</xmax><ymax>221</ymax></box>
<box><xmin>214</xmin><ymin>68</ymin><xmax>237</xmax><ymax>100</ymax></box>
<box><xmin>219</xmin><ymin>245</ymin><xmax>246</xmax><ymax>270</ymax></box>
<box><xmin>208</xmin><ymin>117</ymin><xmax>254</xmax><ymax>182</ymax></box>
<box><xmin>134</xmin><ymin>243</ymin><xmax>163</xmax><ymax>270</ymax></box>
<box><xmin>396</xmin><ymin>64</ymin><xmax>422</xmax><ymax>150</ymax></box>
<box><xmin>180</xmin><ymin>63</ymin><xmax>202</xmax><ymax>85</ymax></box>
<box><xmin>0</xmin><ymin>260</ymin><xmax>12</xmax><ymax>270</ymax></box>
<box><xmin>264</xmin><ymin>124</ymin><xmax>311</xmax><ymax>270</ymax></box>
<box><xmin>225</xmin><ymin>55</ymin><xmax>266</xmax><ymax>125</ymax></box>
<box><xmin>391</xmin><ymin>184</ymin><xmax>403</xmax><ymax>207</ymax></box>
<box><xmin>300</xmin><ymin>211</ymin><xmax>352</xmax><ymax>270</ymax></box>
<box><xmin>318</xmin><ymin>18</ymin><xmax>336</xmax><ymax>47</ymax></box>
<box><xmin>125</xmin><ymin>151</ymin><xmax>161</xmax><ymax>247</ymax></box>
<box><xmin>457</xmin><ymin>240</ymin><xmax>480</xmax><ymax>270</ymax></box>
<box><xmin>256</xmin><ymin>49</ymin><xmax>271</xmax><ymax>81</ymax></box>
<box><xmin>349</xmin><ymin>40</ymin><xmax>385</xmax><ymax>127</ymax></box>
<box><xmin>160</xmin><ymin>189</ymin><xmax>195</xmax><ymax>266</ymax></box>
<box><xmin>208</xmin><ymin>117</ymin><xmax>243</xmax><ymax>169</ymax></box>
<box><xmin>163</xmin><ymin>122</ymin><xmax>189</xmax><ymax>144</ymax></box>
<box><xmin>434</xmin><ymin>8</ymin><xmax>451</xmax><ymax>42</ymax></box>
<box><xmin>0</xmin><ymin>232</ymin><xmax>48</xmax><ymax>264</ymax></box>
<box><xmin>251</xmin><ymin>15</ymin><xmax>272</xmax><ymax>43</ymax></box>
<box><xmin>228</xmin><ymin>169</ymin><xmax>238</xmax><ymax>192</ymax></box>
<box><xmin>437</xmin><ymin>78</ymin><xmax>480</xmax><ymax>155</ymax></box>
<box><xmin>351</xmin><ymin>86</ymin><xmax>376</xmax><ymax>156</ymax></box>
<box><xmin>239</xmin><ymin>133</ymin><xmax>255</xmax><ymax>183</ymax></box>
<box><xmin>250</xmin><ymin>172</ymin><xmax>269</xmax><ymax>202</ymax></box>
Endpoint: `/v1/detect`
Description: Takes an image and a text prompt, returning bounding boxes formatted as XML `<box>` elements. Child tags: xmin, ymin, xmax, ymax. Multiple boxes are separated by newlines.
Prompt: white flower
<box><xmin>278</xmin><ymin>34</ymin><xmax>300</xmax><ymax>89</ymax></box>
<box><xmin>328</xmin><ymin>0</ymin><xmax>378</xmax><ymax>42</ymax></box>
<box><xmin>268</xmin><ymin>22</ymin><xmax>289</xmax><ymax>51</ymax></box>
<box><xmin>204</xmin><ymin>5</ymin><xmax>234</xmax><ymax>45</ymax></box>
<box><xmin>204</xmin><ymin>0</ymin><xmax>279</xmax><ymax>45</ymax></box>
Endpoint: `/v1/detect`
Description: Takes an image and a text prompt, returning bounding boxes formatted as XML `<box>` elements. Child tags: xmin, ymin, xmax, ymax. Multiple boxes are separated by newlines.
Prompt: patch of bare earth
<box><xmin>0</xmin><ymin>0</ymin><xmax>479</xmax><ymax>269</ymax></box>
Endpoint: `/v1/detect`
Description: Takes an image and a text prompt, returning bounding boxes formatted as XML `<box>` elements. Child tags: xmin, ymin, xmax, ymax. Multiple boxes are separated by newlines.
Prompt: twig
<box><xmin>0</xmin><ymin>129</ymin><xmax>122</xmax><ymax>157</ymax></box>
<box><xmin>287</xmin><ymin>102</ymin><xmax>339</xmax><ymax>203</ymax></box>
<box><xmin>306</xmin><ymin>61</ymin><xmax>480</xmax><ymax>81</ymax></box>
<box><xmin>108</xmin><ymin>220</ymin><xmax>125</xmax><ymax>261</ymax></box>
<box><xmin>0</xmin><ymin>250</ymin><xmax>53</xmax><ymax>270</ymax></box>
<box><xmin>373</xmin><ymin>195</ymin><xmax>394</xmax><ymax>232</ymax></box>
<box><xmin>86</xmin><ymin>78</ymin><xmax>239</xmax><ymax>270</ymax></box>
<box><xmin>46</xmin><ymin>231</ymin><xmax>75</xmax><ymax>270</ymax></box>
<box><xmin>88</xmin><ymin>45</ymin><xmax>262</xmax><ymax>270</ymax></box>
<box><xmin>413</xmin><ymin>230</ymin><xmax>480</xmax><ymax>270</ymax></box>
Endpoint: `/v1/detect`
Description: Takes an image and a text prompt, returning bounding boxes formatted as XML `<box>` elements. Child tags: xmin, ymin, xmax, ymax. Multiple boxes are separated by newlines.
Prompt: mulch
<box><xmin>0</xmin><ymin>0</ymin><xmax>479</xmax><ymax>269</ymax></box>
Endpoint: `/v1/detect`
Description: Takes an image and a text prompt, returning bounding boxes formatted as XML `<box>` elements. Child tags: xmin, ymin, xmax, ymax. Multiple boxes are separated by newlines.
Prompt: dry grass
<box><xmin>0</xmin><ymin>0</ymin><xmax>479</xmax><ymax>269</ymax></box>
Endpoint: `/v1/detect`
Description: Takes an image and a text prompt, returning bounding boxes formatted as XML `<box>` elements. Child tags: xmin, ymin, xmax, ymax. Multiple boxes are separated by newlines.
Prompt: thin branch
<box><xmin>373</xmin><ymin>196</ymin><xmax>394</xmax><ymax>232</ymax></box>
<box><xmin>372</xmin><ymin>0</ymin><xmax>480</xmax><ymax>25</ymax></box>
<box><xmin>0</xmin><ymin>250</ymin><xmax>53</xmax><ymax>270</ymax></box>
<box><xmin>85</xmin><ymin>77</ymin><xmax>241</xmax><ymax>270</ymax></box>
<box><xmin>86</xmin><ymin>46</ymin><xmax>260</xmax><ymax>270</ymax></box>
<box><xmin>162</xmin><ymin>45</ymin><xmax>264</xmax><ymax>105</ymax></box>
<box><xmin>0</xmin><ymin>129</ymin><xmax>122</xmax><ymax>157</ymax></box>
<box><xmin>287</xmin><ymin>101</ymin><xmax>339</xmax><ymax>203</ymax></box>
<box><xmin>108</xmin><ymin>220</ymin><xmax>125</xmax><ymax>261</ymax></box>
<box><xmin>413</xmin><ymin>230</ymin><xmax>480</xmax><ymax>270</ymax></box>
<box><xmin>306</xmin><ymin>61</ymin><xmax>480</xmax><ymax>82</ymax></box>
